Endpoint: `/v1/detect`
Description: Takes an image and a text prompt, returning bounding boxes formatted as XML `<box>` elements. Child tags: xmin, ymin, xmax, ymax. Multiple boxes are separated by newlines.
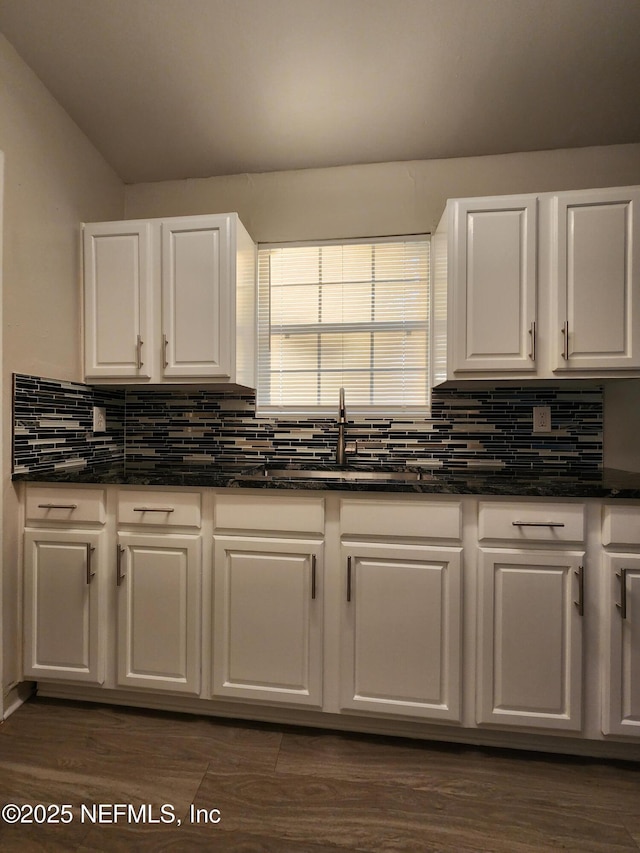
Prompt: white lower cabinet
<box><xmin>212</xmin><ymin>536</ymin><xmax>323</xmax><ymax>707</ymax></box>
<box><xmin>602</xmin><ymin>505</ymin><xmax>640</xmax><ymax>736</ymax></box>
<box><xmin>116</xmin><ymin>533</ymin><xmax>201</xmax><ymax>695</ymax></box>
<box><xmin>23</xmin><ymin>528</ymin><xmax>106</xmax><ymax>684</ymax></box>
<box><xmin>22</xmin><ymin>485</ymin><xmax>640</xmax><ymax>756</ymax></box>
<box><xmin>477</xmin><ymin>548</ymin><xmax>584</xmax><ymax>731</ymax></box>
<box><xmin>603</xmin><ymin>555</ymin><xmax>640</xmax><ymax>736</ymax></box>
<box><xmin>340</xmin><ymin>542</ymin><xmax>462</xmax><ymax>721</ymax></box>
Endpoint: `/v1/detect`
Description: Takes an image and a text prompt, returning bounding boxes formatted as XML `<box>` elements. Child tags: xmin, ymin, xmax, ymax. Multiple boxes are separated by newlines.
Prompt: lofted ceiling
<box><xmin>0</xmin><ymin>0</ymin><xmax>639</xmax><ymax>185</ymax></box>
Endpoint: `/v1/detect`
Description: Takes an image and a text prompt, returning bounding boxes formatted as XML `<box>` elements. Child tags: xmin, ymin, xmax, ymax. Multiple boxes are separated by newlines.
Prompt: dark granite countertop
<box><xmin>11</xmin><ymin>462</ymin><xmax>640</xmax><ymax>499</ymax></box>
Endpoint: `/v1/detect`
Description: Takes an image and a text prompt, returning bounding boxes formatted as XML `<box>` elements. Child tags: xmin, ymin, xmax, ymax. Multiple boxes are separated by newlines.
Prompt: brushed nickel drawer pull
<box><xmin>512</xmin><ymin>521</ymin><xmax>565</xmax><ymax>528</ymax></box>
<box><xmin>37</xmin><ymin>503</ymin><xmax>78</xmax><ymax>510</ymax></box>
<box><xmin>311</xmin><ymin>554</ymin><xmax>317</xmax><ymax>600</ymax></box>
<box><xmin>574</xmin><ymin>565</ymin><xmax>584</xmax><ymax>616</ymax></box>
<box><xmin>116</xmin><ymin>545</ymin><xmax>125</xmax><ymax>586</ymax></box>
<box><xmin>616</xmin><ymin>569</ymin><xmax>630</xmax><ymax>620</ymax></box>
<box><xmin>561</xmin><ymin>321</ymin><xmax>569</xmax><ymax>360</ymax></box>
<box><xmin>86</xmin><ymin>544</ymin><xmax>96</xmax><ymax>584</ymax></box>
<box><xmin>529</xmin><ymin>320</ymin><xmax>536</xmax><ymax>361</ymax></box>
<box><xmin>133</xmin><ymin>506</ymin><xmax>175</xmax><ymax>513</ymax></box>
<box><xmin>162</xmin><ymin>334</ymin><xmax>169</xmax><ymax>368</ymax></box>
<box><xmin>347</xmin><ymin>556</ymin><xmax>352</xmax><ymax>603</ymax></box>
<box><xmin>136</xmin><ymin>335</ymin><xmax>144</xmax><ymax>369</ymax></box>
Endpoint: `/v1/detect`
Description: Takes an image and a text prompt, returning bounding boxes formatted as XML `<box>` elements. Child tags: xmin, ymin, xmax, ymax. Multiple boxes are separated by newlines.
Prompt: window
<box><xmin>257</xmin><ymin>236</ymin><xmax>431</xmax><ymax>415</ymax></box>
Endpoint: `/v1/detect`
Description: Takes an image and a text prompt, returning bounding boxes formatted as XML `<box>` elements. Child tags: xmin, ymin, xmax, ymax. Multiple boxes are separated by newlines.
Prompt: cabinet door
<box><xmin>161</xmin><ymin>215</ymin><xmax>232</xmax><ymax>379</ymax></box>
<box><xmin>83</xmin><ymin>221</ymin><xmax>152</xmax><ymax>379</ymax></box>
<box><xmin>451</xmin><ymin>196</ymin><xmax>538</xmax><ymax>373</ymax></box>
<box><xmin>477</xmin><ymin>548</ymin><xmax>584</xmax><ymax>731</ymax></box>
<box><xmin>341</xmin><ymin>543</ymin><xmax>462</xmax><ymax>721</ymax></box>
<box><xmin>117</xmin><ymin>533</ymin><xmax>201</xmax><ymax>694</ymax></box>
<box><xmin>603</xmin><ymin>555</ymin><xmax>640</xmax><ymax>736</ymax></box>
<box><xmin>212</xmin><ymin>536</ymin><xmax>323</xmax><ymax>707</ymax></box>
<box><xmin>554</xmin><ymin>187</ymin><xmax>640</xmax><ymax>371</ymax></box>
<box><xmin>23</xmin><ymin>529</ymin><xmax>105</xmax><ymax>684</ymax></box>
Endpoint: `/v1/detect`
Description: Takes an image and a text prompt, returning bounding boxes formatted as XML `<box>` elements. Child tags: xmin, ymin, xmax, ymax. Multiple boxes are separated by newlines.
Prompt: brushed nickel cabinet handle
<box><xmin>529</xmin><ymin>320</ymin><xmax>536</xmax><ymax>361</ymax></box>
<box><xmin>37</xmin><ymin>503</ymin><xmax>78</xmax><ymax>510</ymax></box>
<box><xmin>116</xmin><ymin>545</ymin><xmax>126</xmax><ymax>586</ymax></box>
<box><xmin>136</xmin><ymin>335</ymin><xmax>144</xmax><ymax>368</ymax></box>
<box><xmin>561</xmin><ymin>321</ymin><xmax>569</xmax><ymax>360</ymax></box>
<box><xmin>347</xmin><ymin>556</ymin><xmax>352</xmax><ymax>603</ymax></box>
<box><xmin>133</xmin><ymin>506</ymin><xmax>175</xmax><ymax>513</ymax></box>
<box><xmin>162</xmin><ymin>333</ymin><xmax>169</xmax><ymax>368</ymax></box>
<box><xmin>311</xmin><ymin>554</ymin><xmax>317</xmax><ymax>600</ymax></box>
<box><xmin>86</xmin><ymin>544</ymin><xmax>96</xmax><ymax>584</ymax></box>
<box><xmin>512</xmin><ymin>521</ymin><xmax>565</xmax><ymax>528</ymax></box>
<box><xmin>574</xmin><ymin>565</ymin><xmax>584</xmax><ymax>616</ymax></box>
<box><xmin>616</xmin><ymin>569</ymin><xmax>630</xmax><ymax>620</ymax></box>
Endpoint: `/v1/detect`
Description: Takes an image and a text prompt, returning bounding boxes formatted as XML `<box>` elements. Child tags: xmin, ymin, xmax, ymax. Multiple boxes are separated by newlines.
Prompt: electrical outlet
<box><xmin>533</xmin><ymin>406</ymin><xmax>551</xmax><ymax>433</ymax></box>
<box><xmin>92</xmin><ymin>406</ymin><xmax>107</xmax><ymax>433</ymax></box>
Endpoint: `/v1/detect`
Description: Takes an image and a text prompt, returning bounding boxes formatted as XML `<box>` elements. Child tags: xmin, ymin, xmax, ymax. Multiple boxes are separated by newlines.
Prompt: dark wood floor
<box><xmin>0</xmin><ymin>697</ymin><xmax>638</xmax><ymax>852</ymax></box>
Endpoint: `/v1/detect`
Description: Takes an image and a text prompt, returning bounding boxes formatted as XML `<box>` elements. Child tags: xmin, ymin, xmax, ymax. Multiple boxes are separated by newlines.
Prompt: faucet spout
<box><xmin>336</xmin><ymin>387</ymin><xmax>348</xmax><ymax>466</ymax></box>
<box><xmin>338</xmin><ymin>386</ymin><xmax>347</xmax><ymax>423</ymax></box>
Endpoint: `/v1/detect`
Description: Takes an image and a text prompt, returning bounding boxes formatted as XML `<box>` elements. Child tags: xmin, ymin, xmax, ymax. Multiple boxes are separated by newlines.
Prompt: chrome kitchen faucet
<box><xmin>336</xmin><ymin>387</ymin><xmax>348</xmax><ymax>466</ymax></box>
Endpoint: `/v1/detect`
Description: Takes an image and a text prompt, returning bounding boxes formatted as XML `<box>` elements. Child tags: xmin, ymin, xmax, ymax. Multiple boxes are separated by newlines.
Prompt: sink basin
<box><xmin>239</xmin><ymin>467</ymin><xmax>434</xmax><ymax>483</ymax></box>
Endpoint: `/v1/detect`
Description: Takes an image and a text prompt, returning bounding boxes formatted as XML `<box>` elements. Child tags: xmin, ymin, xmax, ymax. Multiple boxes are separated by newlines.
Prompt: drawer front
<box><xmin>26</xmin><ymin>486</ymin><xmax>106</xmax><ymax>525</ymax></box>
<box><xmin>479</xmin><ymin>501</ymin><xmax>585</xmax><ymax>543</ymax></box>
<box><xmin>603</xmin><ymin>505</ymin><xmax>640</xmax><ymax>547</ymax></box>
<box><xmin>118</xmin><ymin>490</ymin><xmax>201</xmax><ymax>528</ymax></box>
<box><xmin>340</xmin><ymin>498</ymin><xmax>462</xmax><ymax>540</ymax></box>
<box><xmin>214</xmin><ymin>494</ymin><xmax>324</xmax><ymax>534</ymax></box>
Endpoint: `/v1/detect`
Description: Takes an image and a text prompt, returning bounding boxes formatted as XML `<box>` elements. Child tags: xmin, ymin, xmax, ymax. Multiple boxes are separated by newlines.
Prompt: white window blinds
<box><xmin>257</xmin><ymin>236</ymin><xmax>431</xmax><ymax>414</ymax></box>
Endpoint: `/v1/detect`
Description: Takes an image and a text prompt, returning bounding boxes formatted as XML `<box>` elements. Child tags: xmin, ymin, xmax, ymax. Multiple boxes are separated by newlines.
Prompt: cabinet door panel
<box><xmin>554</xmin><ymin>188</ymin><xmax>640</xmax><ymax>370</ymax></box>
<box><xmin>341</xmin><ymin>543</ymin><xmax>462</xmax><ymax>720</ymax></box>
<box><xmin>212</xmin><ymin>537</ymin><xmax>322</xmax><ymax>707</ymax></box>
<box><xmin>161</xmin><ymin>216</ymin><xmax>232</xmax><ymax>378</ymax></box>
<box><xmin>83</xmin><ymin>222</ymin><xmax>151</xmax><ymax>379</ymax></box>
<box><xmin>117</xmin><ymin>534</ymin><xmax>201</xmax><ymax>694</ymax></box>
<box><xmin>477</xmin><ymin>549</ymin><xmax>583</xmax><ymax>731</ymax></box>
<box><xmin>23</xmin><ymin>530</ymin><xmax>104</xmax><ymax>684</ymax></box>
<box><xmin>452</xmin><ymin>197</ymin><xmax>537</xmax><ymax>373</ymax></box>
<box><xmin>603</xmin><ymin>555</ymin><xmax>640</xmax><ymax>736</ymax></box>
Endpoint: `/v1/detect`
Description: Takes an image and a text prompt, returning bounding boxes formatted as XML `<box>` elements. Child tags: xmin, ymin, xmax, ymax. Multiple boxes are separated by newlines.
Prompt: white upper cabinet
<box><xmin>83</xmin><ymin>221</ymin><xmax>152</xmax><ymax>380</ymax></box>
<box><xmin>449</xmin><ymin>196</ymin><xmax>538</xmax><ymax>374</ymax></box>
<box><xmin>433</xmin><ymin>185</ymin><xmax>640</xmax><ymax>383</ymax></box>
<box><xmin>83</xmin><ymin>213</ymin><xmax>256</xmax><ymax>387</ymax></box>
<box><xmin>553</xmin><ymin>187</ymin><xmax>640</xmax><ymax>371</ymax></box>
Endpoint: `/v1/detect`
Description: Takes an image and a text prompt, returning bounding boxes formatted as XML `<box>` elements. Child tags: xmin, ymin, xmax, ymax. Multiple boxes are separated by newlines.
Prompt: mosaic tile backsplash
<box><xmin>13</xmin><ymin>375</ymin><xmax>125</xmax><ymax>476</ymax></box>
<box><xmin>13</xmin><ymin>374</ymin><xmax>603</xmax><ymax>477</ymax></box>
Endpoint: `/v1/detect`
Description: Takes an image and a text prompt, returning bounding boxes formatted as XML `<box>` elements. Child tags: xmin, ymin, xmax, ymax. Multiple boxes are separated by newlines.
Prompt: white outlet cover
<box><xmin>533</xmin><ymin>406</ymin><xmax>551</xmax><ymax>433</ymax></box>
<box><xmin>93</xmin><ymin>406</ymin><xmax>107</xmax><ymax>433</ymax></box>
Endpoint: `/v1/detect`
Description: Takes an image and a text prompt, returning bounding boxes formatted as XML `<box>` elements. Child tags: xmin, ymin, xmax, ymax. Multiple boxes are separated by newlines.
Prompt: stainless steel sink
<box><xmin>240</xmin><ymin>467</ymin><xmax>433</xmax><ymax>482</ymax></box>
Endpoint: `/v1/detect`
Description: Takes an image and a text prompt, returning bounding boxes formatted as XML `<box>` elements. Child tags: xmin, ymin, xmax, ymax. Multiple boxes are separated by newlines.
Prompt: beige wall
<box><xmin>125</xmin><ymin>143</ymin><xmax>640</xmax><ymax>242</ymax></box>
<box><xmin>0</xmin><ymin>34</ymin><xmax>124</xmax><ymax>705</ymax></box>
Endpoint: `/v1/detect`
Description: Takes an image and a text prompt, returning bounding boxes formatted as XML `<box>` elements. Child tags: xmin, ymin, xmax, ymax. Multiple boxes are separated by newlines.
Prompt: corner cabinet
<box><xmin>433</xmin><ymin>185</ymin><xmax>640</xmax><ymax>382</ymax></box>
<box><xmin>23</xmin><ymin>487</ymin><xmax>107</xmax><ymax>685</ymax></box>
<box><xmin>83</xmin><ymin>213</ymin><xmax>256</xmax><ymax>387</ymax></box>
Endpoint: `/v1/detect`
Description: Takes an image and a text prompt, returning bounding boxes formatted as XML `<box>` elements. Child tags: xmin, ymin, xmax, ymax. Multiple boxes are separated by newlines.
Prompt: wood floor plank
<box><xmin>276</xmin><ymin>729</ymin><xmax>640</xmax><ymax>815</ymax></box>
<box><xmin>0</xmin><ymin>698</ymin><xmax>282</xmax><ymax>773</ymax></box>
<box><xmin>194</xmin><ymin>769</ymin><xmax>639</xmax><ymax>853</ymax></box>
<box><xmin>1</xmin><ymin>698</ymin><xmax>639</xmax><ymax>852</ymax></box>
<box><xmin>78</xmin><ymin>825</ymin><xmax>344</xmax><ymax>851</ymax></box>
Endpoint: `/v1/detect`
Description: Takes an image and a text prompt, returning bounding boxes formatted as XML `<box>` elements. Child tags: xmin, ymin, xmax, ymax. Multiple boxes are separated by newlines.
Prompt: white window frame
<box><xmin>256</xmin><ymin>235</ymin><xmax>432</xmax><ymax>418</ymax></box>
